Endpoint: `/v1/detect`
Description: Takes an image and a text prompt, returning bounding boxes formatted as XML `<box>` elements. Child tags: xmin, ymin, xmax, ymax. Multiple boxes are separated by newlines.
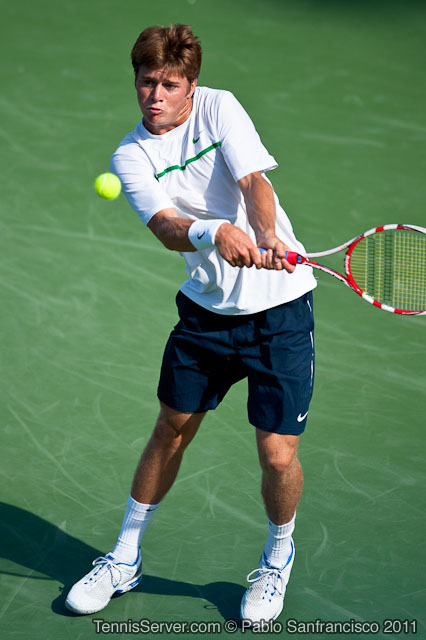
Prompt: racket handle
<box><xmin>258</xmin><ymin>248</ymin><xmax>304</xmax><ymax>264</ymax></box>
<box><xmin>284</xmin><ymin>251</ymin><xmax>305</xmax><ymax>264</ymax></box>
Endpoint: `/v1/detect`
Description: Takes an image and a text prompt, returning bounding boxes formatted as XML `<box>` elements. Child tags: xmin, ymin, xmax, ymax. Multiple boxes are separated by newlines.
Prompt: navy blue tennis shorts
<box><xmin>157</xmin><ymin>290</ymin><xmax>315</xmax><ymax>435</ymax></box>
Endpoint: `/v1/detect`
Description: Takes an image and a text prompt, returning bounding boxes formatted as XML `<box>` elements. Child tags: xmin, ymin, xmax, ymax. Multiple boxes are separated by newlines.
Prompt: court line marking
<box><xmin>8</xmin><ymin>405</ymin><xmax>113</xmax><ymax>508</ymax></box>
<box><xmin>10</xmin><ymin>224</ymin><xmax>165</xmax><ymax>252</ymax></box>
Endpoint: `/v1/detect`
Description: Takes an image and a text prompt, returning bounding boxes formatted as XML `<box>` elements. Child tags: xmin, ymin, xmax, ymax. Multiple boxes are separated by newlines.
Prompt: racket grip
<box><xmin>258</xmin><ymin>248</ymin><xmax>304</xmax><ymax>264</ymax></box>
<box><xmin>284</xmin><ymin>251</ymin><xmax>304</xmax><ymax>265</ymax></box>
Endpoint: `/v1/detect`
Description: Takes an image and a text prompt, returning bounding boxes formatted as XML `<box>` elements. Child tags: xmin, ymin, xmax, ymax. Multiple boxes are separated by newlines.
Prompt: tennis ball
<box><xmin>94</xmin><ymin>173</ymin><xmax>122</xmax><ymax>200</ymax></box>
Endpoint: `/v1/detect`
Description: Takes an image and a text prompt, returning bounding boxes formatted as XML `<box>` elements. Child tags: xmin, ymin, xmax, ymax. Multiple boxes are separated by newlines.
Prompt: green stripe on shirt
<box><xmin>156</xmin><ymin>141</ymin><xmax>222</xmax><ymax>179</ymax></box>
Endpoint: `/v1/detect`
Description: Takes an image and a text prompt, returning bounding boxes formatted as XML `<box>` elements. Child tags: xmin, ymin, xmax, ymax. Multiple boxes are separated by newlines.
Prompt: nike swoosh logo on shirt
<box><xmin>193</xmin><ymin>130</ymin><xmax>204</xmax><ymax>144</ymax></box>
<box><xmin>197</xmin><ymin>231</ymin><xmax>206</xmax><ymax>239</ymax></box>
<box><xmin>297</xmin><ymin>411</ymin><xmax>309</xmax><ymax>422</ymax></box>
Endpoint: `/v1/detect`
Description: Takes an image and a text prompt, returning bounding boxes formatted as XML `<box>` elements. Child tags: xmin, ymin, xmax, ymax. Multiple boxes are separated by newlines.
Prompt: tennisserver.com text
<box><xmin>92</xmin><ymin>617</ymin><xmax>417</xmax><ymax>635</ymax></box>
<box><xmin>92</xmin><ymin>618</ymin><xmax>281</xmax><ymax>634</ymax></box>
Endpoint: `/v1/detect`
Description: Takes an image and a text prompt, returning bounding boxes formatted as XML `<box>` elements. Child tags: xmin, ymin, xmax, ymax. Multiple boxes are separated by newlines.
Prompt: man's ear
<box><xmin>188</xmin><ymin>77</ymin><xmax>198</xmax><ymax>98</ymax></box>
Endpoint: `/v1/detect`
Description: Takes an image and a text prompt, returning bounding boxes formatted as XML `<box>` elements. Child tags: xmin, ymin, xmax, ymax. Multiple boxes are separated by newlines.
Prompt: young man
<box><xmin>65</xmin><ymin>24</ymin><xmax>317</xmax><ymax>623</ymax></box>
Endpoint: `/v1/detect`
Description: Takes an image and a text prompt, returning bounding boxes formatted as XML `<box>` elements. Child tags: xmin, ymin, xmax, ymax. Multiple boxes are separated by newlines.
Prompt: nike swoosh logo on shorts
<box><xmin>297</xmin><ymin>411</ymin><xmax>309</xmax><ymax>422</ymax></box>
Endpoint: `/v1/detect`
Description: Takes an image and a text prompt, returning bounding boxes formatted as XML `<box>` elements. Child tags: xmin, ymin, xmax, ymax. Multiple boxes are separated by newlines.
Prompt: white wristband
<box><xmin>188</xmin><ymin>219</ymin><xmax>230</xmax><ymax>250</ymax></box>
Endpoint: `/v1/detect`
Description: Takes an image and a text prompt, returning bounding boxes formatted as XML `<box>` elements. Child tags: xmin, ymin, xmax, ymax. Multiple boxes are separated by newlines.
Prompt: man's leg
<box><xmin>240</xmin><ymin>431</ymin><xmax>302</xmax><ymax>624</ymax></box>
<box><xmin>131</xmin><ymin>401</ymin><xmax>206</xmax><ymax>504</ymax></box>
<box><xmin>110</xmin><ymin>402</ymin><xmax>206</xmax><ymax>563</ymax></box>
<box><xmin>65</xmin><ymin>402</ymin><xmax>205</xmax><ymax>615</ymax></box>
<box><xmin>255</xmin><ymin>430</ymin><xmax>302</xmax><ymax>525</ymax></box>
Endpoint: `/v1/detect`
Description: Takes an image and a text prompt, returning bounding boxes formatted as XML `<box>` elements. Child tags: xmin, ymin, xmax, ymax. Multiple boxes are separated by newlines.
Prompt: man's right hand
<box><xmin>215</xmin><ymin>223</ymin><xmax>262</xmax><ymax>269</ymax></box>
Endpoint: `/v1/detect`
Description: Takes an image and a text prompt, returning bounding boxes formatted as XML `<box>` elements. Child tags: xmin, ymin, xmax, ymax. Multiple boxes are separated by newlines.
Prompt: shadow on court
<box><xmin>0</xmin><ymin>502</ymin><xmax>245</xmax><ymax>621</ymax></box>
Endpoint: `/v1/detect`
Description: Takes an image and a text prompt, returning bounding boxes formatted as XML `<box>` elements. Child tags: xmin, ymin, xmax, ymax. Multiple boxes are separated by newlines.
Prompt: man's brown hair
<box><xmin>131</xmin><ymin>24</ymin><xmax>202</xmax><ymax>82</ymax></box>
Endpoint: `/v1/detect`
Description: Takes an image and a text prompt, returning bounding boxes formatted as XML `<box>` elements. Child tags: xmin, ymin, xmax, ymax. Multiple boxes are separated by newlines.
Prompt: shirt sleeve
<box><xmin>110</xmin><ymin>141</ymin><xmax>174</xmax><ymax>225</ymax></box>
<box><xmin>216</xmin><ymin>91</ymin><xmax>278</xmax><ymax>182</ymax></box>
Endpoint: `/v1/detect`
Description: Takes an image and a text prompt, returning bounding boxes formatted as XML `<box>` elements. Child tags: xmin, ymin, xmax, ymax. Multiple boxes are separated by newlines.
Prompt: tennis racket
<box><xmin>275</xmin><ymin>224</ymin><xmax>426</xmax><ymax>315</ymax></box>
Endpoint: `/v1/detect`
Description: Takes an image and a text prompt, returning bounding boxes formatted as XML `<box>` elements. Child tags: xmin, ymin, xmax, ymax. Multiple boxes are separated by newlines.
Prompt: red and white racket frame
<box><xmin>284</xmin><ymin>224</ymin><xmax>426</xmax><ymax>315</ymax></box>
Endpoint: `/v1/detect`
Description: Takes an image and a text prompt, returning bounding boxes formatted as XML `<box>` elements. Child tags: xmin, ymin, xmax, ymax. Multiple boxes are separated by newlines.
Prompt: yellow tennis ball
<box><xmin>94</xmin><ymin>173</ymin><xmax>122</xmax><ymax>200</ymax></box>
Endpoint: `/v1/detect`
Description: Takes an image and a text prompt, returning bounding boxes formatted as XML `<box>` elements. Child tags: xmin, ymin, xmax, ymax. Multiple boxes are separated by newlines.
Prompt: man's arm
<box><xmin>147</xmin><ymin>208</ymin><xmax>263</xmax><ymax>268</ymax></box>
<box><xmin>147</xmin><ymin>172</ymin><xmax>294</xmax><ymax>272</ymax></box>
<box><xmin>236</xmin><ymin>171</ymin><xmax>295</xmax><ymax>272</ymax></box>
<box><xmin>147</xmin><ymin>208</ymin><xmax>195</xmax><ymax>251</ymax></box>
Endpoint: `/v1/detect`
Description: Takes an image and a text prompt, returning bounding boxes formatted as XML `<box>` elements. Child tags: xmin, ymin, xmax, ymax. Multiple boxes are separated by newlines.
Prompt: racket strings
<box><xmin>348</xmin><ymin>230</ymin><xmax>426</xmax><ymax>310</ymax></box>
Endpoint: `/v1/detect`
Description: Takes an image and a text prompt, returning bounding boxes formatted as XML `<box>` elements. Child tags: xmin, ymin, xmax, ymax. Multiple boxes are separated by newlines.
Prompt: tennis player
<box><xmin>65</xmin><ymin>24</ymin><xmax>317</xmax><ymax>624</ymax></box>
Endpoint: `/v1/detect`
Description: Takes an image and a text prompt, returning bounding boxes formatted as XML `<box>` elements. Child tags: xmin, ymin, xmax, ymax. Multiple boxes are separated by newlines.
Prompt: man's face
<box><xmin>135</xmin><ymin>66</ymin><xmax>197</xmax><ymax>135</ymax></box>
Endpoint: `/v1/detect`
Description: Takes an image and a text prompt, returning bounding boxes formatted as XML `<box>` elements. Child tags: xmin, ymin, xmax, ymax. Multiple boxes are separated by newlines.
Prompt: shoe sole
<box><xmin>65</xmin><ymin>570</ymin><xmax>142</xmax><ymax>615</ymax></box>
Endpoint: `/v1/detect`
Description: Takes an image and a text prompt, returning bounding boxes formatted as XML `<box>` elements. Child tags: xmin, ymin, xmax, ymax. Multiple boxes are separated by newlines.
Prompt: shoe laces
<box><xmin>246</xmin><ymin>565</ymin><xmax>285</xmax><ymax>597</ymax></box>
<box><xmin>85</xmin><ymin>556</ymin><xmax>123</xmax><ymax>588</ymax></box>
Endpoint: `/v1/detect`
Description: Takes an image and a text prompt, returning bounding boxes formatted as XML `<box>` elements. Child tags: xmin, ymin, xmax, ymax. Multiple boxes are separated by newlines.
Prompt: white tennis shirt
<box><xmin>110</xmin><ymin>86</ymin><xmax>317</xmax><ymax>315</ymax></box>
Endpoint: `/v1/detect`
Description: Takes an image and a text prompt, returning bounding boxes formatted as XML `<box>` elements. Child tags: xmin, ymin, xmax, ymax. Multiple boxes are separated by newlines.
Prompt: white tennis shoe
<box><xmin>240</xmin><ymin>539</ymin><xmax>295</xmax><ymax>624</ymax></box>
<box><xmin>65</xmin><ymin>552</ymin><xmax>142</xmax><ymax>615</ymax></box>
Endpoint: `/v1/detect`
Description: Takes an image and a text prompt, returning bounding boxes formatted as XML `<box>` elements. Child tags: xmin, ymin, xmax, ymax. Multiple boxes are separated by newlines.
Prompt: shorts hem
<box><xmin>248</xmin><ymin>416</ymin><xmax>307</xmax><ymax>436</ymax></box>
<box><xmin>157</xmin><ymin>391</ymin><xmax>218</xmax><ymax>414</ymax></box>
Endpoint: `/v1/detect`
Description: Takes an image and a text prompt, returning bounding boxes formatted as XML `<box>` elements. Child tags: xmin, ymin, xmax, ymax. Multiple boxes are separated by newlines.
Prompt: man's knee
<box><xmin>263</xmin><ymin>453</ymin><xmax>300</xmax><ymax>475</ymax></box>
<box><xmin>152</xmin><ymin>402</ymin><xmax>205</xmax><ymax>451</ymax></box>
<box><xmin>256</xmin><ymin>431</ymin><xmax>300</xmax><ymax>474</ymax></box>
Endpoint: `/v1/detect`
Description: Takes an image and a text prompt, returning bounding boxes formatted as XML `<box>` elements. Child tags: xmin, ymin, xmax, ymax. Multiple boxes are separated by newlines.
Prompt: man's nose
<box><xmin>152</xmin><ymin>84</ymin><xmax>163</xmax><ymax>101</ymax></box>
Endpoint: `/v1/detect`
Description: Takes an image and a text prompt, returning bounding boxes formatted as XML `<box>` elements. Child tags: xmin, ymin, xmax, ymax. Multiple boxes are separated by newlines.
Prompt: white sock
<box><xmin>111</xmin><ymin>495</ymin><xmax>160</xmax><ymax>564</ymax></box>
<box><xmin>262</xmin><ymin>513</ymin><xmax>296</xmax><ymax>569</ymax></box>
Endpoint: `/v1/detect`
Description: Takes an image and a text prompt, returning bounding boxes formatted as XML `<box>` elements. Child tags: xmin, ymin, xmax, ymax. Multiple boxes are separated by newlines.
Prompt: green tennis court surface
<box><xmin>1</xmin><ymin>1</ymin><xmax>425</xmax><ymax>638</ymax></box>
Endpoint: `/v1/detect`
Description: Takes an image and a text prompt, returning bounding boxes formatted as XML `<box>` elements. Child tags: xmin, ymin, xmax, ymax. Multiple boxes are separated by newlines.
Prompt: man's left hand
<box><xmin>258</xmin><ymin>236</ymin><xmax>296</xmax><ymax>273</ymax></box>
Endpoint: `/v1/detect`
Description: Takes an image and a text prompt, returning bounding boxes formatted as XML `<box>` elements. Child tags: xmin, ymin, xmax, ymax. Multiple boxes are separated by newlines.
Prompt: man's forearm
<box><xmin>147</xmin><ymin>209</ymin><xmax>196</xmax><ymax>251</ymax></box>
<box><xmin>238</xmin><ymin>172</ymin><xmax>277</xmax><ymax>245</ymax></box>
<box><xmin>148</xmin><ymin>210</ymin><xmax>231</xmax><ymax>254</ymax></box>
<box><xmin>237</xmin><ymin>171</ymin><xmax>294</xmax><ymax>271</ymax></box>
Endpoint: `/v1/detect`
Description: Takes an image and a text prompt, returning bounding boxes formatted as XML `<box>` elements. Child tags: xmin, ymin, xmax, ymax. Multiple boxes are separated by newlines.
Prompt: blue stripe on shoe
<box><xmin>262</xmin><ymin>539</ymin><xmax>294</xmax><ymax>571</ymax></box>
<box><xmin>283</xmin><ymin>540</ymin><xmax>294</xmax><ymax>570</ymax></box>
